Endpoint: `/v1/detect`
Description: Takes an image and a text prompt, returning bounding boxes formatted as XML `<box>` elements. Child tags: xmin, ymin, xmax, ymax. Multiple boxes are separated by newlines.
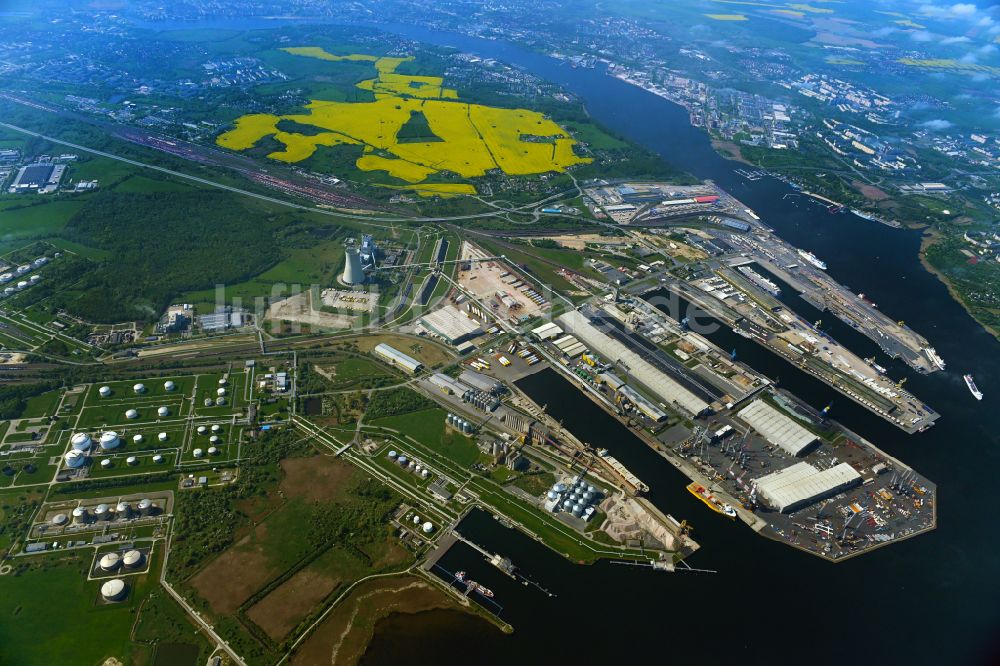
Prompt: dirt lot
<box><xmin>266</xmin><ymin>290</ymin><xmax>356</xmax><ymax>332</ymax></box>
<box><xmin>280</xmin><ymin>455</ymin><xmax>357</xmax><ymax>503</ymax></box>
<box><xmin>458</xmin><ymin>241</ymin><xmax>545</xmax><ymax>316</ymax></box>
<box><xmin>190</xmin><ymin>524</ymin><xmax>278</xmax><ymax>615</ymax></box>
<box><xmin>289</xmin><ymin>576</ymin><xmax>460</xmax><ymax>666</ymax></box>
<box><xmin>852</xmin><ymin>180</ymin><xmax>891</xmax><ymax>201</ymax></box>
<box><xmin>532</xmin><ymin>233</ymin><xmax>610</xmax><ymax>251</ymax></box>
<box><xmin>247</xmin><ymin>567</ymin><xmax>341</xmax><ymax>641</ymax></box>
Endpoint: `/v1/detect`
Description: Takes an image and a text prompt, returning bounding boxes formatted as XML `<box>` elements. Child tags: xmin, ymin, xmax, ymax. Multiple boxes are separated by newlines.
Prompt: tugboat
<box><xmin>964</xmin><ymin>374</ymin><xmax>983</xmax><ymax>401</ymax></box>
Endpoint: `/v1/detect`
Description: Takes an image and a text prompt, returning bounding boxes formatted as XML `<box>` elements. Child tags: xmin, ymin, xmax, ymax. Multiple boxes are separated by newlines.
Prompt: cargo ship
<box><xmin>924</xmin><ymin>347</ymin><xmax>946</xmax><ymax>372</ymax></box>
<box><xmin>964</xmin><ymin>374</ymin><xmax>983</xmax><ymax>401</ymax></box>
<box><xmin>687</xmin><ymin>482</ymin><xmax>737</xmax><ymax>519</ymax></box>
<box><xmin>796</xmin><ymin>249</ymin><xmax>827</xmax><ymax>270</ymax></box>
<box><xmin>455</xmin><ymin>571</ymin><xmax>495</xmax><ymax>598</ymax></box>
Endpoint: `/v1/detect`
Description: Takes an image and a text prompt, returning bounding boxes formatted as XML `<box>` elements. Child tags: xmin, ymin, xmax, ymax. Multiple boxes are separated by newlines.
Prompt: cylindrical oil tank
<box><xmin>51</xmin><ymin>513</ymin><xmax>68</xmax><ymax>526</ymax></box>
<box><xmin>125</xmin><ymin>409</ymin><xmax>138</xmax><ymax>420</ymax></box>
<box><xmin>101</xmin><ymin>578</ymin><xmax>126</xmax><ymax>601</ymax></box>
<box><xmin>99</xmin><ymin>552</ymin><xmax>121</xmax><ymax>571</ymax></box>
<box><xmin>157</xmin><ymin>406</ymin><xmax>169</xmax><ymax>417</ymax></box>
<box><xmin>133</xmin><ymin>383</ymin><xmax>145</xmax><ymax>394</ymax></box>
<box><xmin>71</xmin><ymin>433</ymin><xmax>92</xmax><ymax>451</ymax></box>
<box><xmin>64</xmin><ymin>450</ymin><xmax>86</xmax><ymax>469</ymax></box>
<box><xmin>98</xmin><ymin>386</ymin><xmax>112</xmax><ymax>397</ymax></box>
<box><xmin>193</xmin><ymin>448</ymin><xmax>204</xmax><ymax>458</ymax></box>
<box><xmin>207</xmin><ymin>446</ymin><xmax>218</xmax><ymax>456</ymax></box>
<box><xmin>72</xmin><ymin>506</ymin><xmax>88</xmax><ymax>524</ymax></box>
<box><xmin>99</xmin><ymin>432</ymin><xmax>120</xmax><ymax>450</ymax></box>
<box><xmin>157</xmin><ymin>432</ymin><xmax>167</xmax><ymax>442</ymax></box>
<box><xmin>94</xmin><ymin>503</ymin><xmax>110</xmax><ymax>520</ymax></box>
<box><xmin>122</xmin><ymin>549</ymin><xmax>143</xmax><ymax>569</ymax></box>
<box><xmin>137</xmin><ymin>498</ymin><xmax>152</xmax><ymax>515</ymax></box>
<box><xmin>164</xmin><ymin>381</ymin><xmax>176</xmax><ymax>391</ymax></box>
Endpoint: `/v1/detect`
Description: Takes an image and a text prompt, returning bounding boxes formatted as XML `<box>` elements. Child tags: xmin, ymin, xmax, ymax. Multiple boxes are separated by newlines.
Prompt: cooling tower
<box><xmin>342</xmin><ymin>247</ymin><xmax>365</xmax><ymax>285</ymax></box>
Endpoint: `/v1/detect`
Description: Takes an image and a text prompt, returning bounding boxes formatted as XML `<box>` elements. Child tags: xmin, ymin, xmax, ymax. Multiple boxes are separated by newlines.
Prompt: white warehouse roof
<box><xmin>373</xmin><ymin>343</ymin><xmax>423</xmax><ymax>373</ymax></box>
<box><xmin>754</xmin><ymin>461</ymin><xmax>861</xmax><ymax>513</ymax></box>
<box><xmin>737</xmin><ymin>399</ymin><xmax>817</xmax><ymax>456</ymax></box>
<box><xmin>429</xmin><ymin>373</ymin><xmax>466</xmax><ymax>395</ymax></box>
<box><xmin>419</xmin><ymin>305</ymin><xmax>483</xmax><ymax>344</ymax></box>
<box><xmin>557</xmin><ymin>310</ymin><xmax>710</xmax><ymax>416</ymax></box>
<box><xmin>531</xmin><ymin>322</ymin><xmax>563</xmax><ymax>341</ymax></box>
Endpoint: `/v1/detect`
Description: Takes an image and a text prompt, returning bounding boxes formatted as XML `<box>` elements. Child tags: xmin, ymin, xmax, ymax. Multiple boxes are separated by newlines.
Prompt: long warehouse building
<box><xmin>373</xmin><ymin>343</ymin><xmax>423</xmax><ymax>374</ymax></box>
<box><xmin>557</xmin><ymin>310</ymin><xmax>711</xmax><ymax>416</ymax></box>
<box><xmin>754</xmin><ymin>461</ymin><xmax>862</xmax><ymax>513</ymax></box>
<box><xmin>737</xmin><ymin>399</ymin><xmax>818</xmax><ymax>456</ymax></box>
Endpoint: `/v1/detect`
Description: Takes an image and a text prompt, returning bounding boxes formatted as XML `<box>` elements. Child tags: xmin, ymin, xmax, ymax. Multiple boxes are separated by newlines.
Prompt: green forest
<box><xmin>50</xmin><ymin>190</ymin><xmax>338</xmax><ymax>322</ymax></box>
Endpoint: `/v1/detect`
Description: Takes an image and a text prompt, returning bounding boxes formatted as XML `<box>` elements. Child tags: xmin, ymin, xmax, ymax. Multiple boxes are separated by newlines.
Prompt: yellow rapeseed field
<box><xmin>218</xmin><ymin>46</ymin><xmax>592</xmax><ymax>195</ymax></box>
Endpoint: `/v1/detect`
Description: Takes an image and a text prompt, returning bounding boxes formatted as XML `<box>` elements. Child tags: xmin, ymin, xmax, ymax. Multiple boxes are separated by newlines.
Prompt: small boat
<box><xmin>687</xmin><ymin>482</ymin><xmax>736</xmax><ymax>519</ymax></box>
<box><xmin>964</xmin><ymin>374</ymin><xmax>983</xmax><ymax>401</ymax></box>
<box><xmin>455</xmin><ymin>571</ymin><xmax>495</xmax><ymax>598</ymax></box>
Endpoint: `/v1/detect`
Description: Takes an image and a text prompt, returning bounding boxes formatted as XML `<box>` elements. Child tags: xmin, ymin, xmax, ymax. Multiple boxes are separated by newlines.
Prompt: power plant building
<box><xmin>557</xmin><ymin>310</ymin><xmax>711</xmax><ymax>416</ymax></box>
<box><xmin>373</xmin><ymin>343</ymin><xmax>423</xmax><ymax>374</ymax></box>
<box><xmin>754</xmin><ymin>461</ymin><xmax>862</xmax><ymax>513</ymax></box>
<box><xmin>737</xmin><ymin>399</ymin><xmax>818</xmax><ymax>457</ymax></box>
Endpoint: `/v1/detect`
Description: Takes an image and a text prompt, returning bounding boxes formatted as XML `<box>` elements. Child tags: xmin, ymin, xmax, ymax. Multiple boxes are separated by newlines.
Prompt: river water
<box><xmin>132</xmin><ymin>17</ymin><xmax>1000</xmax><ymax>664</ymax></box>
<box><xmin>353</xmin><ymin>24</ymin><xmax>1000</xmax><ymax>666</ymax></box>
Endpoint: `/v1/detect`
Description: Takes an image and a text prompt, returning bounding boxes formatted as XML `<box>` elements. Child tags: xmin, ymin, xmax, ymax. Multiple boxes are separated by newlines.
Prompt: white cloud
<box><xmin>920</xmin><ymin>119</ymin><xmax>954</xmax><ymax>130</ymax></box>
<box><xmin>941</xmin><ymin>35</ymin><xmax>972</xmax><ymax>43</ymax></box>
<box><xmin>911</xmin><ymin>30</ymin><xmax>936</xmax><ymax>41</ymax></box>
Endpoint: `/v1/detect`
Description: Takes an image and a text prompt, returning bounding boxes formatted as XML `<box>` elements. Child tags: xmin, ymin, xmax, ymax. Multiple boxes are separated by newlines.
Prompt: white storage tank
<box><xmin>420</xmin><ymin>469</ymin><xmax>430</xmax><ymax>479</ymax></box>
<box><xmin>133</xmin><ymin>383</ymin><xmax>145</xmax><ymax>394</ymax></box>
<box><xmin>157</xmin><ymin>406</ymin><xmax>169</xmax><ymax>417</ymax></box>
<box><xmin>157</xmin><ymin>432</ymin><xmax>168</xmax><ymax>442</ymax></box>
<box><xmin>72</xmin><ymin>506</ymin><xmax>88</xmax><ymax>524</ymax></box>
<box><xmin>126</xmin><ymin>456</ymin><xmax>138</xmax><ymax>466</ymax></box>
<box><xmin>197</xmin><ymin>425</ymin><xmax>207</xmax><ymax>435</ymax></box>
<box><xmin>209</xmin><ymin>435</ymin><xmax>219</xmax><ymax>444</ymax></box>
<box><xmin>51</xmin><ymin>513</ymin><xmax>68</xmax><ymax>526</ymax></box>
<box><xmin>94</xmin><ymin>504</ymin><xmax>110</xmax><ymax>521</ymax></box>
<box><xmin>216</xmin><ymin>387</ymin><xmax>226</xmax><ymax>397</ymax></box>
<box><xmin>98</xmin><ymin>386</ymin><xmax>112</xmax><ymax>397</ymax></box>
<box><xmin>100</xmin><ymin>459</ymin><xmax>113</xmax><ymax>469</ymax></box>
<box><xmin>70</xmin><ymin>432</ymin><xmax>92</xmax><ymax>451</ymax></box>
<box><xmin>116</xmin><ymin>501</ymin><xmax>130</xmax><ymax>518</ymax></box>
<box><xmin>137</xmin><ymin>498</ymin><xmax>153</xmax><ymax>515</ymax></box>
<box><xmin>99</xmin><ymin>431</ymin><xmax>120</xmax><ymax>450</ymax></box>
<box><xmin>387</xmin><ymin>450</ymin><xmax>398</xmax><ymax>459</ymax></box>
<box><xmin>211</xmin><ymin>424</ymin><xmax>221</xmax><ymax>433</ymax></box>
<box><xmin>412</xmin><ymin>515</ymin><xmax>420</xmax><ymax>525</ymax></box>
<box><xmin>216</xmin><ymin>397</ymin><xmax>226</xmax><ymax>406</ymax></box>
<box><xmin>422</xmin><ymin>521</ymin><xmax>434</xmax><ymax>534</ymax></box>
<box><xmin>122</xmin><ymin>549</ymin><xmax>143</xmax><ymax>569</ymax></box>
<box><xmin>151</xmin><ymin>454</ymin><xmax>163</xmax><ymax>464</ymax></box>
<box><xmin>133</xmin><ymin>434</ymin><xmax>143</xmax><ymax>445</ymax></box>
<box><xmin>218</xmin><ymin>378</ymin><xmax>227</xmax><ymax>386</ymax></box>
<box><xmin>64</xmin><ymin>450</ymin><xmax>86</xmax><ymax>469</ymax></box>
<box><xmin>207</xmin><ymin>446</ymin><xmax>219</xmax><ymax>456</ymax></box>
<box><xmin>125</xmin><ymin>409</ymin><xmax>138</xmax><ymax>420</ymax></box>
<box><xmin>164</xmin><ymin>381</ymin><xmax>176</xmax><ymax>391</ymax></box>
<box><xmin>99</xmin><ymin>552</ymin><xmax>121</xmax><ymax>571</ymax></box>
<box><xmin>204</xmin><ymin>398</ymin><xmax>214</xmax><ymax>407</ymax></box>
<box><xmin>193</xmin><ymin>448</ymin><xmax>204</xmax><ymax>458</ymax></box>
<box><xmin>101</xmin><ymin>578</ymin><xmax>127</xmax><ymax>602</ymax></box>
